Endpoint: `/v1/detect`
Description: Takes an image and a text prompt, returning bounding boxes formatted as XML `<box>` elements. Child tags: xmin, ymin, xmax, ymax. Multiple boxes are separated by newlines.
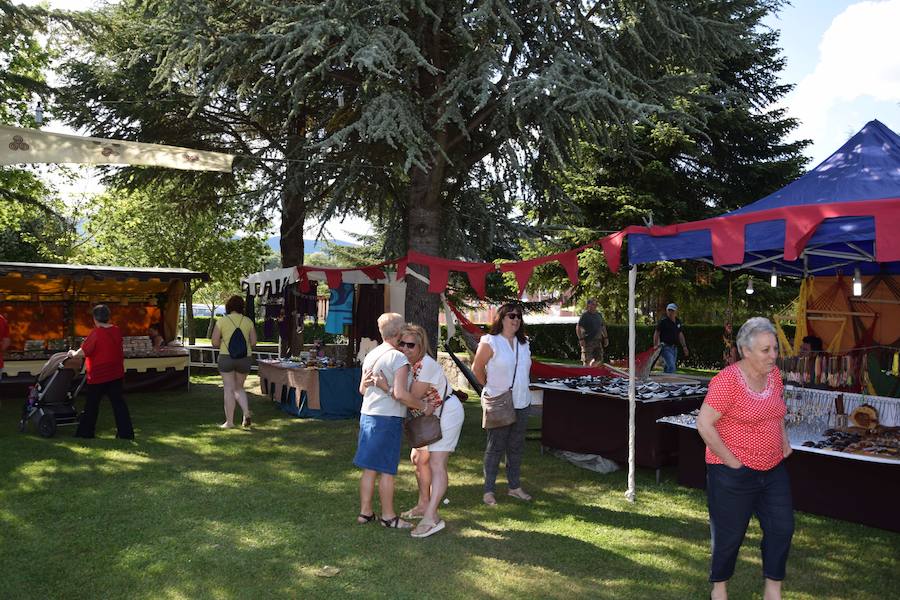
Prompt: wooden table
<box><xmin>257</xmin><ymin>360</ymin><xmax>362</xmax><ymax>420</ymax></box>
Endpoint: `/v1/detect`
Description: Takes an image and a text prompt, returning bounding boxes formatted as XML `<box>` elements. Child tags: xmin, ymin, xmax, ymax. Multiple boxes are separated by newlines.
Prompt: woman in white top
<box><xmin>389</xmin><ymin>324</ymin><xmax>463</xmax><ymax>538</ymax></box>
<box><xmin>472</xmin><ymin>303</ymin><xmax>533</xmax><ymax>506</ymax></box>
<box><xmin>210</xmin><ymin>295</ymin><xmax>257</xmax><ymax>428</ymax></box>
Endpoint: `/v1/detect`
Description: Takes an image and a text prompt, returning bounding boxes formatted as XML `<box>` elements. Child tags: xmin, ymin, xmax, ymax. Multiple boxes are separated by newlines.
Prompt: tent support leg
<box><xmin>625</xmin><ymin>264</ymin><xmax>637</xmax><ymax>503</ymax></box>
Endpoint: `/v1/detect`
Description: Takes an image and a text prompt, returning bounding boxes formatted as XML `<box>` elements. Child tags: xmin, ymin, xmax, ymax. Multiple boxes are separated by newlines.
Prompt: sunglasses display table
<box><xmin>658</xmin><ymin>415</ymin><xmax>900</xmax><ymax>533</ymax></box>
<box><xmin>257</xmin><ymin>359</ymin><xmax>362</xmax><ymax>420</ymax></box>
<box><xmin>534</xmin><ymin>377</ymin><xmax>706</xmax><ymax>469</ymax></box>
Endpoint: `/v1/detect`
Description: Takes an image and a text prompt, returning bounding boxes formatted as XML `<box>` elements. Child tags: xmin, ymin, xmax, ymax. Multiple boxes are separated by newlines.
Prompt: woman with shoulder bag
<box><xmin>472</xmin><ymin>303</ymin><xmax>533</xmax><ymax>506</ymax></box>
<box><xmin>368</xmin><ymin>323</ymin><xmax>463</xmax><ymax>538</ymax></box>
<box><xmin>211</xmin><ymin>295</ymin><xmax>256</xmax><ymax>428</ymax></box>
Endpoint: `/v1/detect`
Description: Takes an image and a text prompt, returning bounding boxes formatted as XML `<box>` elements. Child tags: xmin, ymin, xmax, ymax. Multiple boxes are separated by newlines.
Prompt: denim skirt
<box><xmin>353</xmin><ymin>414</ymin><xmax>404</xmax><ymax>475</ymax></box>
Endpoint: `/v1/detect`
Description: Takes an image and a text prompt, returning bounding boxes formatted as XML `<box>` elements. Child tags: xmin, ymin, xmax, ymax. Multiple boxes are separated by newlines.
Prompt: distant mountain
<box><xmin>266</xmin><ymin>237</ymin><xmax>356</xmax><ymax>256</ymax></box>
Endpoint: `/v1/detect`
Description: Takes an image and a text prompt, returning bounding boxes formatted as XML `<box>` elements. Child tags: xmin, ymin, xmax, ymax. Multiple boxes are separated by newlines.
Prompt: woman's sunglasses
<box><xmin>398</xmin><ymin>341</ymin><xmax>417</xmax><ymax>349</ymax></box>
<box><xmin>504</xmin><ymin>313</ymin><xmax>522</xmax><ymax>320</ymax></box>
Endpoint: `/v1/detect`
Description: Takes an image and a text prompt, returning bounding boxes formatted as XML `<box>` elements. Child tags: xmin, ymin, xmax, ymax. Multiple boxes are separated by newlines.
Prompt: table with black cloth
<box><xmin>535</xmin><ymin>382</ymin><xmax>705</xmax><ymax>468</ymax></box>
<box><xmin>660</xmin><ymin>420</ymin><xmax>900</xmax><ymax>533</ymax></box>
<box><xmin>257</xmin><ymin>359</ymin><xmax>362</xmax><ymax>420</ymax></box>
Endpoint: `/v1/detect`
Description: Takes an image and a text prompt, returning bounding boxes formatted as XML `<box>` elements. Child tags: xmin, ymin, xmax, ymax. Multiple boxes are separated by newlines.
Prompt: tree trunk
<box><xmin>280</xmin><ymin>116</ymin><xmax>307</xmax><ymax>356</ymax></box>
<box><xmin>405</xmin><ymin>163</ymin><xmax>446</xmax><ymax>356</ymax></box>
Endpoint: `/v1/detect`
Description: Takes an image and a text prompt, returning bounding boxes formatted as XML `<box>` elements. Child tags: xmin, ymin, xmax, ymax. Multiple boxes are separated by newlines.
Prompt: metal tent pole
<box><xmin>625</xmin><ymin>264</ymin><xmax>637</xmax><ymax>503</ymax></box>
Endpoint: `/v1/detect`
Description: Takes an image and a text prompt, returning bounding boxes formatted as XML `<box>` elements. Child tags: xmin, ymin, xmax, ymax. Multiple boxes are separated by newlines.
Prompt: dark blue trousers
<box><xmin>707</xmin><ymin>461</ymin><xmax>794</xmax><ymax>582</ymax></box>
<box><xmin>76</xmin><ymin>378</ymin><xmax>134</xmax><ymax>439</ymax></box>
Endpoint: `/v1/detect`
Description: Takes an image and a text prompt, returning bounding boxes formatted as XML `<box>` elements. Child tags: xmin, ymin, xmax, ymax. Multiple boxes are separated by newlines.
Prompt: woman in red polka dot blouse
<box><xmin>697</xmin><ymin>317</ymin><xmax>794</xmax><ymax>600</ymax></box>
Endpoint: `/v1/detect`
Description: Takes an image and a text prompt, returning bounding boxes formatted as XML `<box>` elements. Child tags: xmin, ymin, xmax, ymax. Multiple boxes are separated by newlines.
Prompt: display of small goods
<box><xmin>802</xmin><ymin>428</ymin><xmax>900</xmax><ymax>459</ymax></box>
<box><xmin>539</xmin><ymin>375</ymin><xmax>707</xmax><ymax>400</ymax></box>
<box><xmin>47</xmin><ymin>338</ymin><xmax>68</xmax><ymax>352</ymax></box>
<box><xmin>122</xmin><ymin>336</ymin><xmax>154</xmax><ymax>357</ymax></box>
<box><xmin>779</xmin><ymin>353</ymin><xmax>864</xmax><ymax>392</ymax></box>
<box><xmin>24</xmin><ymin>339</ymin><xmax>45</xmax><ymax>352</ymax></box>
<box><xmin>284</xmin><ymin>355</ymin><xmax>346</xmax><ymax>369</ymax></box>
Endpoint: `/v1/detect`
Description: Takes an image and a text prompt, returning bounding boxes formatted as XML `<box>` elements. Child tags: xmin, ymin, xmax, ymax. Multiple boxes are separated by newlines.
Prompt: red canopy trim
<box><xmin>444</xmin><ymin>299</ymin><xmax>623</xmax><ymax>378</ymax></box>
<box><xmin>617</xmin><ymin>198</ymin><xmax>900</xmax><ymax>268</ymax></box>
<box><xmin>406</xmin><ymin>251</ymin><xmax>497</xmax><ymax>297</ymax></box>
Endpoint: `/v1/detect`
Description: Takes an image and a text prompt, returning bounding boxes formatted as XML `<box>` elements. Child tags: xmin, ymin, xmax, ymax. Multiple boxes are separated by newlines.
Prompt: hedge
<box><xmin>185</xmin><ymin>319</ymin><xmax>791</xmax><ymax>370</ymax></box>
<box><xmin>184</xmin><ymin>317</ymin><xmax>340</xmax><ymax>344</ymax></box>
<box><xmin>441</xmin><ymin>322</ymin><xmax>795</xmax><ymax>371</ymax></box>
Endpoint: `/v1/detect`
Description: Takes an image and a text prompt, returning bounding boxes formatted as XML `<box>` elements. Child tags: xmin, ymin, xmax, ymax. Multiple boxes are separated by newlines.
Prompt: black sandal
<box><xmin>379</xmin><ymin>515</ymin><xmax>412</xmax><ymax>529</ymax></box>
<box><xmin>357</xmin><ymin>513</ymin><xmax>376</xmax><ymax>524</ymax></box>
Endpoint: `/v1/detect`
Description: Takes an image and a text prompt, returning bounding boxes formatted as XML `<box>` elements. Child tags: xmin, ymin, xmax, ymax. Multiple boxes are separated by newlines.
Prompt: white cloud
<box><xmin>785</xmin><ymin>1</ymin><xmax>900</xmax><ymax>161</ymax></box>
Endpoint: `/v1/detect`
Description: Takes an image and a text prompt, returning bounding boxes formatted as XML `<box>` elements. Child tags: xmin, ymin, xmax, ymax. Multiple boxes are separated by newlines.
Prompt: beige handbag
<box><xmin>481</xmin><ymin>339</ymin><xmax>519</xmax><ymax>429</ymax></box>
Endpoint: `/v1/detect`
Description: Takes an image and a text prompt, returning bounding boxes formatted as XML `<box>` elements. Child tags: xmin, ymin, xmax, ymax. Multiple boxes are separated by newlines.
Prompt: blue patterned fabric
<box><xmin>325</xmin><ymin>283</ymin><xmax>354</xmax><ymax>334</ymax></box>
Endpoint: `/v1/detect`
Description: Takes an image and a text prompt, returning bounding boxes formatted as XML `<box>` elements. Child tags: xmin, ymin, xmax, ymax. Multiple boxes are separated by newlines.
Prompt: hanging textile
<box><xmin>325</xmin><ymin>283</ymin><xmax>354</xmax><ymax>334</ymax></box>
<box><xmin>353</xmin><ymin>284</ymin><xmax>384</xmax><ymax>344</ymax></box>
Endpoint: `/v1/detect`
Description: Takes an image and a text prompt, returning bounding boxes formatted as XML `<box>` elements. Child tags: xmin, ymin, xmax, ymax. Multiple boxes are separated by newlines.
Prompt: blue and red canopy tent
<box><xmin>622</xmin><ymin>119</ymin><xmax>900</xmax><ymax>276</ymax></box>
<box><xmin>614</xmin><ymin>120</ymin><xmax>900</xmax><ymax>500</ymax></box>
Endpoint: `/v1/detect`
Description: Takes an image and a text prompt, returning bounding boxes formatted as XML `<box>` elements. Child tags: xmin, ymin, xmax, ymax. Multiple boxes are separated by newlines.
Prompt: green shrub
<box><xmin>440</xmin><ymin>321</ymin><xmax>782</xmax><ymax>371</ymax></box>
<box><xmin>187</xmin><ymin>317</ymin><xmax>341</xmax><ymax>344</ymax></box>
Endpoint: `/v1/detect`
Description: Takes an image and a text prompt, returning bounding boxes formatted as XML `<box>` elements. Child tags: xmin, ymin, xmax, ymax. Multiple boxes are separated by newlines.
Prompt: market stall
<box><xmin>0</xmin><ymin>262</ymin><xmax>208</xmax><ymax>396</ymax></box>
<box><xmin>658</xmin><ymin>387</ymin><xmax>900</xmax><ymax>532</ymax></box>
<box><xmin>257</xmin><ymin>359</ymin><xmax>362</xmax><ymax>419</ymax></box>
<box><xmin>535</xmin><ymin>376</ymin><xmax>707</xmax><ymax>469</ymax></box>
<box><xmin>608</xmin><ymin>119</ymin><xmax>900</xmax><ymax>500</ymax></box>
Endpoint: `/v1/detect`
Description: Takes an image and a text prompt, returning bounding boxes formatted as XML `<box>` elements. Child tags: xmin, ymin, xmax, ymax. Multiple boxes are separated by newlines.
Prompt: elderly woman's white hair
<box><xmin>377</xmin><ymin>312</ymin><xmax>405</xmax><ymax>339</ymax></box>
<box><xmin>735</xmin><ymin>317</ymin><xmax>777</xmax><ymax>357</ymax></box>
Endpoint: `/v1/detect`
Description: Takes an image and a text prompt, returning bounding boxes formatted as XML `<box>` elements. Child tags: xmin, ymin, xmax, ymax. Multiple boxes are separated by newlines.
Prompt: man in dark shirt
<box><xmin>653</xmin><ymin>303</ymin><xmax>689</xmax><ymax>373</ymax></box>
<box><xmin>576</xmin><ymin>299</ymin><xmax>608</xmax><ymax>367</ymax></box>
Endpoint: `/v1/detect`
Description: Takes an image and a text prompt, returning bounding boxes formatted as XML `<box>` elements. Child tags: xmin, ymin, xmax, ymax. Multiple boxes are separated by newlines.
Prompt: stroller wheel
<box><xmin>38</xmin><ymin>414</ymin><xmax>57</xmax><ymax>438</ymax></box>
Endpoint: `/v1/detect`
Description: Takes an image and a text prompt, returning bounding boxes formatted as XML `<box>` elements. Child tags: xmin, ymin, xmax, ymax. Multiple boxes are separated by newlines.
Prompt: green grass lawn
<box><xmin>1</xmin><ymin>375</ymin><xmax>896</xmax><ymax>599</ymax></box>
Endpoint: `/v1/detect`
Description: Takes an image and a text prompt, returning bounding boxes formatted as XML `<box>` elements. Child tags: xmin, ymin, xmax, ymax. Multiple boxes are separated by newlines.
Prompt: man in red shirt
<box><xmin>69</xmin><ymin>304</ymin><xmax>134</xmax><ymax>439</ymax></box>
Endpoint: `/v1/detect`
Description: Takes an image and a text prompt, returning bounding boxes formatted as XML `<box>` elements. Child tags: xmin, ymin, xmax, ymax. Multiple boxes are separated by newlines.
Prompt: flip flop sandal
<box><xmin>380</xmin><ymin>515</ymin><xmax>412</xmax><ymax>529</ymax></box>
<box><xmin>357</xmin><ymin>513</ymin><xmax>376</xmax><ymax>525</ymax></box>
<box><xmin>411</xmin><ymin>520</ymin><xmax>446</xmax><ymax>538</ymax></box>
<box><xmin>483</xmin><ymin>492</ymin><xmax>497</xmax><ymax>506</ymax></box>
<box><xmin>508</xmin><ymin>488</ymin><xmax>533</xmax><ymax>501</ymax></box>
<box><xmin>400</xmin><ymin>509</ymin><xmax>425</xmax><ymax>520</ymax></box>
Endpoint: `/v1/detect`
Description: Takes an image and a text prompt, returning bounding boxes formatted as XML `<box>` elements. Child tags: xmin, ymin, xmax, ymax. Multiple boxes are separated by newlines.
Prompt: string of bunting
<box><xmin>257</xmin><ymin>197</ymin><xmax>900</xmax><ymax>298</ymax></box>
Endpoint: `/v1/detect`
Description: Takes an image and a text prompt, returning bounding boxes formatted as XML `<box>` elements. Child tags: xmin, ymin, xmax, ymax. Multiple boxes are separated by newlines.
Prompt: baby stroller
<box><xmin>18</xmin><ymin>352</ymin><xmax>85</xmax><ymax>438</ymax></box>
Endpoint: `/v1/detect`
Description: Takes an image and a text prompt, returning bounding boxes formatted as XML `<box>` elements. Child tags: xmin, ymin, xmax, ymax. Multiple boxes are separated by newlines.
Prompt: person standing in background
<box><xmin>0</xmin><ymin>312</ymin><xmax>10</xmax><ymax>400</ymax></box>
<box><xmin>654</xmin><ymin>303</ymin><xmax>689</xmax><ymax>373</ymax></box>
<box><xmin>69</xmin><ymin>304</ymin><xmax>134</xmax><ymax>440</ymax></box>
<box><xmin>211</xmin><ymin>295</ymin><xmax>257</xmax><ymax>428</ymax></box>
<box><xmin>576</xmin><ymin>299</ymin><xmax>608</xmax><ymax>367</ymax></box>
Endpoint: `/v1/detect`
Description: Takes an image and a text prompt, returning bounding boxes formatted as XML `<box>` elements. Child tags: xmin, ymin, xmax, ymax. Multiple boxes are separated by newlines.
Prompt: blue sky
<box><xmin>765</xmin><ymin>0</ymin><xmax>900</xmax><ymax>165</ymax></box>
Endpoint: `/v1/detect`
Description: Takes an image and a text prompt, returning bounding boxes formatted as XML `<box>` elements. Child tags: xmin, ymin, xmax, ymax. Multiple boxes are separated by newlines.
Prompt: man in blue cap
<box><xmin>653</xmin><ymin>303</ymin><xmax>689</xmax><ymax>373</ymax></box>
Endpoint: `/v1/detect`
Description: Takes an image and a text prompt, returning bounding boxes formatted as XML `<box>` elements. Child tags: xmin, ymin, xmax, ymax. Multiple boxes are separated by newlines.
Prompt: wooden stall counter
<box><xmin>1</xmin><ymin>352</ymin><xmax>190</xmax><ymax>397</ymax></box>
<box><xmin>257</xmin><ymin>359</ymin><xmax>362</xmax><ymax>420</ymax></box>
